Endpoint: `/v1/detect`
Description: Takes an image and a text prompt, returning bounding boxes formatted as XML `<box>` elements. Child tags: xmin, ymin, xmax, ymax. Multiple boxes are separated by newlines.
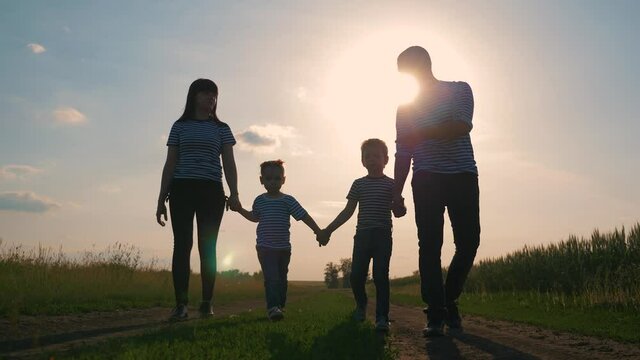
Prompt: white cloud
<box><xmin>0</xmin><ymin>191</ymin><xmax>61</xmax><ymax>213</ymax></box>
<box><xmin>236</xmin><ymin>124</ymin><xmax>296</xmax><ymax>154</ymax></box>
<box><xmin>0</xmin><ymin>165</ymin><xmax>43</xmax><ymax>181</ymax></box>
<box><xmin>27</xmin><ymin>43</ymin><xmax>46</xmax><ymax>54</ymax></box>
<box><xmin>53</xmin><ymin>107</ymin><xmax>87</xmax><ymax>125</ymax></box>
<box><xmin>63</xmin><ymin>26</ymin><xmax>72</xmax><ymax>33</ymax></box>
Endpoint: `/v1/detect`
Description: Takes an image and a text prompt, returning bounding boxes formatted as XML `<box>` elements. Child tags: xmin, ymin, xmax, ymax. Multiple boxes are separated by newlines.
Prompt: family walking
<box><xmin>155</xmin><ymin>45</ymin><xmax>480</xmax><ymax>337</ymax></box>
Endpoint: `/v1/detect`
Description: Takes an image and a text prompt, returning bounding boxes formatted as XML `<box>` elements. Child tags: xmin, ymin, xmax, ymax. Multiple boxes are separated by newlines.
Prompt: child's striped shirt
<box><xmin>252</xmin><ymin>193</ymin><xmax>308</xmax><ymax>249</ymax></box>
<box><xmin>347</xmin><ymin>175</ymin><xmax>394</xmax><ymax>230</ymax></box>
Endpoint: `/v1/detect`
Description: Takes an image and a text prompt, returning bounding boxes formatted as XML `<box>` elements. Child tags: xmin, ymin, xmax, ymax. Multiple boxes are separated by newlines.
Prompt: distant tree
<box><xmin>252</xmin><ymin>270</ymin><xmax>264</xmax><ymax>281</ymax></box>
<box><xmin>324</xmin><ymin>262</ymin><xmax>340</xmax><ymax>288</ymax></box>
<box><xmin>339</xmin><ymin>258</ymin><xmax>352</xmax><ymax>288</ymax></box>
<box><xmin>218</xmin><ymin>269</ymin><xmax>252</xmax><ymax>279</ymax></box>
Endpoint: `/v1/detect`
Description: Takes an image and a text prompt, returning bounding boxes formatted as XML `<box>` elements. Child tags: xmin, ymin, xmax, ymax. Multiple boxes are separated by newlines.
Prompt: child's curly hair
<box><xmin>361</xmin><ymin>138</ymin><xmax>388</xmax><ymax>156</ymax></box>
<box><xmin>260</xmin><ymin>159</ymin><xmax>285</xmax><ymax>175</ymax></box>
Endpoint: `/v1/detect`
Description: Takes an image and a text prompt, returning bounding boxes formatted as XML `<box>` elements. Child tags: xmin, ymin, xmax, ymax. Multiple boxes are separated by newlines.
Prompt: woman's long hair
<box><xmin>178</xmin><ymin>79</ymin><xmax>221</xmax><ymax>123</ymax></box>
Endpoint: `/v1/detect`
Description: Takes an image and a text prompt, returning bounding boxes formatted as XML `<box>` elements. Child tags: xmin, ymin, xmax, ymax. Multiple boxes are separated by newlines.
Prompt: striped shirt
<box><xmin>347</xmin><ymin>175</ymin><xmax>394</xmax><ymax>230</ymax></box>
<box><xmin>167</xmin><ymin>119</ymin><xmax>236</xmax><ymax>182</ymax></box>
<box><xmin>252</xmin><ymin>193</ymin><xmax>308</xmax><ymax>249</ymax></box>
<box><xmin>396</xmin><ymin>80</ymin><xmax>477</xmax><ymax>175</ymax></box>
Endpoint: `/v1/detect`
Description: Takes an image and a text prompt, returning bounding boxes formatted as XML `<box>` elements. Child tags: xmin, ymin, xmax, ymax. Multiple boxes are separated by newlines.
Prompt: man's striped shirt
<box><xmin>167</xmin><ymin>119</ymin><xmax>236</xmax><ymax>182</ymax></box>
<box><xmin>252</xmin><ymin>194</ymin><xmax>308</xmax><ymax>249</ymax></box>
<box><xmin>396</xmin><ymin>80</ymin><xmax>477</xmax><ymax>175</ymax></box>
<box><xmin>347</xmin><ymin>175</ymin><xmax>394</xmax><ymax>230</ymax></box>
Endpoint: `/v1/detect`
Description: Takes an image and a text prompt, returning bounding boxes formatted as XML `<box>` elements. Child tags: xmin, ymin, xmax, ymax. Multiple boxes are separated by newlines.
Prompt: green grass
<box><xmin>0</xmin><ymin>242</ymin><xmax>270</xmax><ymax>317</ymax></box>
<box><xmin>59</xmin><ymin>291</ymin><xmax>394</xmax><ymax>360</ymax></box>
<box><xmin>465</xmin><ymin>223</ymin><xmax>640</xmax><ymax>309</ymax></box>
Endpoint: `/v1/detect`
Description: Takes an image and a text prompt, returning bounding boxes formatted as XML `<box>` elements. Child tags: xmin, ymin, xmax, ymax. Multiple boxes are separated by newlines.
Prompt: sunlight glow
<box><xmin>222</xmin><ymin>253</ymin><xmax>234</xmax><ymax>268</ymax></box>
<box><xmin>319</xmin><ymin>27</ymin><xmax>472</xmax><ymax>146</ymax></box>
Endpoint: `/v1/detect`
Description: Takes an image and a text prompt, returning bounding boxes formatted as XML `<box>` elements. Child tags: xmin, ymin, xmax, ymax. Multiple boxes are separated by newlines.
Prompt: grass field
<box><xmin>389</xmin><ymin>224</ymin><xmax>640</xmax><ymax>343</ymax></box>
<box><xmin>0</xmin><ymin>242</ymin><xmax>270</xmax><ymax>317</ymax></box>
<box><xmin>59</xmin><ymin>291</ymin><xmax>394</xmax><ymax>360</ymax></box>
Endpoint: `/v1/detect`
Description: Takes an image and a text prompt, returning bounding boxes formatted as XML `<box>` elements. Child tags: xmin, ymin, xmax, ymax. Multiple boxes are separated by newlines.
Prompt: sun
<box><xmin>319</xmin><ymin>28</ymin><xmax>471</xmax><ymax>146</ymax></box>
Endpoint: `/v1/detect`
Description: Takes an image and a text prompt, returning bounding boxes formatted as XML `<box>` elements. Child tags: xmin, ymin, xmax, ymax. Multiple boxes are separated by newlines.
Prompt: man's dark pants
<box><xmin>412</xmin><ymin>171</ymin><xmax>480</xmax><ymax>320</ymax></box>
<box><xmin>256</xmin><ymin>246</ymin><xmax>291</xmax><ymax>309</ymax></box>
<box><xmin>350</xmin><ymin>228</ymin><xmax>393</xmax><ymax>320</ymax></box>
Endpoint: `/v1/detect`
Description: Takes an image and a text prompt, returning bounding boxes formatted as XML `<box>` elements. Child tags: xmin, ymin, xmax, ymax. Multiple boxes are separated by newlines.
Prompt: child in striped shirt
<box><xmin>235</xmin><ymin>160</ymin><xmax>322</xmax><ymax>321</ymax></box>
<box><xmin>319</xmin><ymin>139</ymin><xmax>400</xmax><ymax>332</ymax></box>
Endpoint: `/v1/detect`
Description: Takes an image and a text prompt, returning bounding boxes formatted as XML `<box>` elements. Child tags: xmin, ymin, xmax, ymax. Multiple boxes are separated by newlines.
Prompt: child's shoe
<box><xmin>268</xmin><ymin>306</ymin><xmax>284</xmax><ymax>321</ymax></box>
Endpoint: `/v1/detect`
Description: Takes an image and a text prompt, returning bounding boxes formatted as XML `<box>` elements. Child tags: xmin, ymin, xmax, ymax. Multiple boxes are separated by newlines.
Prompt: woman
<box><xmin>156</xmin><ymin>78</ymin><xmax>241</xmax><ymax>321</ymax></box>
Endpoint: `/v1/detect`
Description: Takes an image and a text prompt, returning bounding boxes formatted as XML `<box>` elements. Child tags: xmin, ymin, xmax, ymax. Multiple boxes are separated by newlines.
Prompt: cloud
<box><xmin>27</xmin><ymin>43</ymin><xmax>46</xmax><ymax>54</ymax></box>
<box><xmin>236</xmin><ymin>124</ymin><xmax>296</xmax><ymax>153</ymax></box>
<box><xmin>53</xmin><ymin>107</ymin><xmax>87</xmax><ymax>125</ymax></box>
<box><xmin>0</xmin><ymin>165</ymin><xmax>43</xmax><ymax>181</ymax></box>
<box><xmin>0</xmin><ymin>191</ymin><xmax>61</xmax><ymax>213</ymax></box>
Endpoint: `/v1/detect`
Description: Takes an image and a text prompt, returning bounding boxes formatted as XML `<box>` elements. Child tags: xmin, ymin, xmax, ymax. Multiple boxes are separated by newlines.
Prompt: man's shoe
<box><xmin>445</xmin><ymin>302</ymin><xmax>463</xmax><ymax>332</ymax></box>
<box><xmin>375</xmin><ymin>316</ymin><xmax>390</xmax><ymax>332</ymax></box>
<box><xmin>352</xmin><ymin>306</ymin><xmax>367</xmax><ymax>322</ymax></box>
<box><xmin>199</xmin><ymin>301</ymin><xmax>214</xmax><ymax>318</ymax></box>
<box><xmin>169</xmin><ymin>304</ymin><xmax>188</xmax><ymax>322</ymax></box>
<box><xmin>268</xmin><ymin>307</ymin><xmax>284</xmax><ymax>321</ymax></box>
<box><xmin>423</xmin><ymin>320</ymin><xmax>445</xmax><ymax>337</ymax></box>
<box><xmin>422</xmin><ymin>307</ymin><xmax>445</xmax><ymax>337</ymax></box>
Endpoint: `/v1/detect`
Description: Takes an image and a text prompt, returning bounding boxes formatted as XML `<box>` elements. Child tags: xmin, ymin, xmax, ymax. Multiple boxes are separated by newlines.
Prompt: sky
<box><xmin>1</xmin><ymin>1</ymin><xmax>639</xmax><ymax>280</ymax></box>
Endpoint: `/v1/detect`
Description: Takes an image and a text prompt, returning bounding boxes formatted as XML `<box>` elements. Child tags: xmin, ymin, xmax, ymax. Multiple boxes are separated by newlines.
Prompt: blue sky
<box><xmin>1</xmin><ymin>1</ymin><xmax>639</xmax><ymax>279</ymax></box>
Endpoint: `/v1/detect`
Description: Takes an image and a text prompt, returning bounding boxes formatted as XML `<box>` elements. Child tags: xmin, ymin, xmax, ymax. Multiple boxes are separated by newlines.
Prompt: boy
<box><xmin>319</xmin><ymin>139</ymin><xmax>402</xmax><ymax>332</ymax></box>
<box><xmin>235</xmin><ymin>160</ymin><xmax>322</xmax><ymax>321</ymax></box>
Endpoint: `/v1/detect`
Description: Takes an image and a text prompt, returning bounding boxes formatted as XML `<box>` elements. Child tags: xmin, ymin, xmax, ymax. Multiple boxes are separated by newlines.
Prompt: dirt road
<box><xmin>2</xmin><ymin>298</ymin><xmax>639</xmax><ymax>359</ymax></box>
<box><xmin>383</xmin><ymin>303</ymin><xmax>640</xmax><ymax>360</ymax></box>
<box><xmin>0</xmin><ymin>298</ymin><xmax>267</xmax><ymax>359</ymax></box>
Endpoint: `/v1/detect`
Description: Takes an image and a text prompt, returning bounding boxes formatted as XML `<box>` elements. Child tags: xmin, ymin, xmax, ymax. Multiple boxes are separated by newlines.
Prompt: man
<box><xmin>392</xmin><ymin>46</ymin><xmax>480</xmax><ymax>337</ymax></box>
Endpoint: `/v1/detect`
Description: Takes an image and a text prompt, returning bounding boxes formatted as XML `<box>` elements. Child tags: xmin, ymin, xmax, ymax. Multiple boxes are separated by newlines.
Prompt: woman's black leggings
<box><xmin>169</xmin><ymin>179</ymin><xmax>225</xmax><ymax>306</ymax></box>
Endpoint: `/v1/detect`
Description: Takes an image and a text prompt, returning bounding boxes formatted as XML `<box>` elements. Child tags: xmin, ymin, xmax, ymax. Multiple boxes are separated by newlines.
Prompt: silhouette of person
<box><xmin>392</xmin><ymin>46</ymin><xmax>480</xmax><ymax>337</ymax></box>
<box><xmin>156</xmin><ymin>78</ymin><xmax>241</xmax><ymax>321</ymax></box>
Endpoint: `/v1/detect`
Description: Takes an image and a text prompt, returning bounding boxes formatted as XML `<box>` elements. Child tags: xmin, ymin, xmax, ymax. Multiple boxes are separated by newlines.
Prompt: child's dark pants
<box><xmin>256</xmin><ymin>246</ymin><xmax>291</xmax><ymax>309</ymax></box>
<box><xmin>350</xmin><ymin>227</ymin><xmax>393</xmax><ymax>319</ymax></box>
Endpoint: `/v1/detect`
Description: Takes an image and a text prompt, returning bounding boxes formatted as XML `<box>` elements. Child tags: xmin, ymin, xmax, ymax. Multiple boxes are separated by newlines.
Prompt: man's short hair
<box><xmin>398</xmin><ymin>46</ymin><xmax>432</xmax><ymax>70</ymax></box>
<box><xmin>361</xmin><ymin>138</ymin><xmax>388</xmax><ymax>157</ymax></box>
<box><xmin>260</xmin><ymin>159</ymin><xmax>285</xmax><ymax>175</ymax></box>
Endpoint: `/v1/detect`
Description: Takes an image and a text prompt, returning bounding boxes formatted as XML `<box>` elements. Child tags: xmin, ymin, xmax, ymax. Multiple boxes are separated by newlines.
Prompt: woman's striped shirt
<box><xmin>396</xmin><ymin>80</ymin><xmax>477</xmax><ymax>175</ymax></box>
<box><xmin>167</xmin><ymin>119</ymin><xmax>236</xmax><ymax>182</ymax></box>
<box><xmin>252</xmin><ymin>193</ymin><xmax>308</xmax><ymax>249</ymax></box>
<box><xmin>347</xmin><ymin>175</ymin><xmax>394</xmax><ymax>230</ymax></box>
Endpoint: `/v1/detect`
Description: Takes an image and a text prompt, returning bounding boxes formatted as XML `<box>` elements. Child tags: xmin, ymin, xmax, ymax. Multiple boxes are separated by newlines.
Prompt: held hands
<box><xmin>316</xmin><ymin>229</ymin><xmax>331</xmax><ymax>247</ymax></box>
<box><xmin>226</xmin><ymin>194</ymin><xmax>242</xmax><ymax>212</ymax></box>
<box><xmin>391</xmin><ymin>194</ymin><xmax>407</xmax><ymax>218</ymax></box>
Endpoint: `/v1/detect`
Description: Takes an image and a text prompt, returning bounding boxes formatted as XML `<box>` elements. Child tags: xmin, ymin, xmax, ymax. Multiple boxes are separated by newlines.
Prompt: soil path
<box><xmin>382</xmin><ymin>302</ymin><xmax>640</xmax><ymax>359</ymax></box>
<box><xmin>0</xmin><ymin>298</ymin><xmax>267</xmax><ymax>359</ymax></box>
<box><xmin>3</xmin><ymin>296</ymin><xmax>640</xmax><ymax>359</ymax></box>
